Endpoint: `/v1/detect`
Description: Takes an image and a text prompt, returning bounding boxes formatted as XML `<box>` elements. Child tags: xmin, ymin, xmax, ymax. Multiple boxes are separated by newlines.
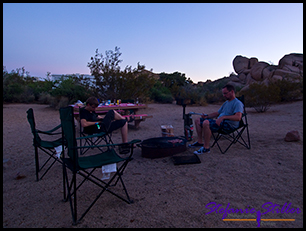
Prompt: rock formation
<box><xmin>228</xmin><ymin>53</ymin><xmax>303</xmax><ymax>91</ymax></box>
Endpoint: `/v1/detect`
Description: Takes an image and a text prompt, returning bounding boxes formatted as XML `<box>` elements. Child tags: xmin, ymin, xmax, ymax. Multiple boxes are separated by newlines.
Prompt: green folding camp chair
<box><xmin>211</xmin><ymin>95</ymin><xmax>251</xmax><ymax>154</ymax></box>
<box><xmin>59</xmin><ymin>106</ymin><xmax>141</xmax><ymax>225</ymax></box>
<box><xmin>27</xmin><ymin>108</ymin><xmax>64</xmax><ymax>181</ymax></box>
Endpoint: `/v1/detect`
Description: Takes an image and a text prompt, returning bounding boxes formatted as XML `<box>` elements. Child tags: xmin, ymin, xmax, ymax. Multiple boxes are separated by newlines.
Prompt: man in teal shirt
<box><xmin>189</xmin><ymin>84</ymin><xmax>244</xmax><ymax>154</ymax></box>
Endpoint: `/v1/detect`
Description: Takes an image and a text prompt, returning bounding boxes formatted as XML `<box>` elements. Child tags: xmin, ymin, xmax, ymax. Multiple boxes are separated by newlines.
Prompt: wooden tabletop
<box><xmin>73</xmin><ymin>103</ymin><xmax>147</xmax><ymax>112</ymax></box>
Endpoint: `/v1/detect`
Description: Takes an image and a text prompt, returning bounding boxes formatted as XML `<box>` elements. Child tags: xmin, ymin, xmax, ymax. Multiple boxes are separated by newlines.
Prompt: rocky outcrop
<box><xmin>228</xmin><ymin>53</ymin><xmax>303</xmax><ymax>91</ymax></box>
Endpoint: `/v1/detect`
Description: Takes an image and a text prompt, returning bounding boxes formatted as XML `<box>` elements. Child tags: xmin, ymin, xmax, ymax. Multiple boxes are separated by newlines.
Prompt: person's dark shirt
<box><xmin>79</xmin><ymin>107</ymin><xmax>100</xmax><ymax>134</ymax></box>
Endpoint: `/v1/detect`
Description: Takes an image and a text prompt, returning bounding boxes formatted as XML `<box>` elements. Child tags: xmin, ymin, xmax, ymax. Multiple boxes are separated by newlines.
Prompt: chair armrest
<box><xmin>76</xmin><ymin>139</ymin><xmax>141</xmax><ymax>149</ymax></box>
<box><xmin>37</xmin><ymin>124</ymin><xmax>62</xmax><ymax>135</ymax></box>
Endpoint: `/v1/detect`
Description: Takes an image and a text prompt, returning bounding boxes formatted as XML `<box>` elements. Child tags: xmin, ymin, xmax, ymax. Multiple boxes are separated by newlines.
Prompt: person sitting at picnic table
<box><xmin>80</xmin><ymin>96</ymin><xmax>134</xmax><ymax>143</ymax></box>
<box><xmin>189</xmin><ymin>84</ymin><xmax>244</xmax><ymax>154</ymax></box>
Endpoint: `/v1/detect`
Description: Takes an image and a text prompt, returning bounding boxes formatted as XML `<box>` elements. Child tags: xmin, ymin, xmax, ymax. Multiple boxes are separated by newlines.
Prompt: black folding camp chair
<box><xmin>77</xmin><ymin>107</ymin><xmax>113</xmax><ymax>155</ymax></box>
<box><xmin>27</xmin><ymin>108</ymin><xmax>64</xmax><ymax>181</ymax></box>
<box><xmin>211</xmin><ymin>95</ymin><xmax>250</xmax><ymax>154</ymax></box>
<box><xmin>59</xmin><ymin>106</ymin><xmax>141</xmax><ymax>225</ymax></box>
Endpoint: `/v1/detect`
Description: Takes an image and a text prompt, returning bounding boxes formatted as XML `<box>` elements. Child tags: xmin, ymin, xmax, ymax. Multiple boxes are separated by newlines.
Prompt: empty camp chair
<box><xmin>211</xmin><ymin>95</ymin><xmax>250</xmax><ymax>154</ymax></box>
<box><xmin>26</xmin><ymin>108</ymin><xmax>64</xmax><ymax>181</ymax></box>
<box><xmin>59</xmin><ymin>106</ymin><xmax>141</xmax><ymax>225</ymax></box>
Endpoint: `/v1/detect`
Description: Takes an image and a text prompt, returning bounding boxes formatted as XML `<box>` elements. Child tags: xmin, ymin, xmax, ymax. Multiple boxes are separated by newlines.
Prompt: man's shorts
<box><xmin>200</xmin><ymin>118</ymin><xmax>233</xmax><ymax>132</ymax></box>
<box><xmin>96</xmin><ymin>110</ymin><xmax>126</xmax><ymax>133</ymax></box>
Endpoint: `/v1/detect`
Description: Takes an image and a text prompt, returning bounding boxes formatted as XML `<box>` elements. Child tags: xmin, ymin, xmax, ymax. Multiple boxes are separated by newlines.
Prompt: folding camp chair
<box><xmin>59</xmin><ymin>106</ymin><xmax>141</xmax><ymax>225</ymax></box>
<box><xmin>27</xmin><ymin>108</ymin><xmax>64</xmax><ymax>181</ymax></box>
<box><xmin>77</xmin><ymin>107</ymin><xmax>113</xmax><ymax>155</ymax></box>
<box><xmin>211</xmin><ymin>95</ymin><xmax>250</xmax><ymax>154</ymax></box>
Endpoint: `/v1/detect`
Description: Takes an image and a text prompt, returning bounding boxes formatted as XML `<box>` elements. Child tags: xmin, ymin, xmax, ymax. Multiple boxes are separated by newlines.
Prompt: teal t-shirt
<box><xmin>218</xmin><ymin>98</ymin><xmax>244</xmax><ymax>128</ymax></box>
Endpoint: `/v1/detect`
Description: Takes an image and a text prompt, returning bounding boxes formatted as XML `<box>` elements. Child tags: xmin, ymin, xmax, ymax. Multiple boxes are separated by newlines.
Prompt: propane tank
<box><xmin>184</xmin><ymin>113</ymin><xmax>193</xmax><ymax>141</ymax></box>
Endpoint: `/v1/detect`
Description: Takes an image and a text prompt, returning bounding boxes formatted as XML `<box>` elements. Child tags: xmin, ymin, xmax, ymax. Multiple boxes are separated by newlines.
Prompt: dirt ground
<box><xmin>3</xmin><ymin>101</ymin><xmax>303</xmax><ymax>228</ymax></box>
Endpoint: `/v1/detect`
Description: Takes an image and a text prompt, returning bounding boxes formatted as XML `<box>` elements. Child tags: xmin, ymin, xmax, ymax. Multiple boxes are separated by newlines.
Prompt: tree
<box><xmin>3</xmin><ymin>66</ymin><xmax>27</xmax><ymax>102</ymax></box>
<box><xmin>159</xmin><ymin>71</ymin><xmax>192</xmax><ymax>97</ymax></box>
<box><xmin>50</xmin><ymin>75</ymin><xmax>92</xmax><ymax>104</ymax></box>
<box><xmin>87</xmin><ymin>47</ymin><xmax>156</xmax><ymax>101</ymax></box>
<box><xmin>87</xmin><ymin>47</ymin><xmax>123</xmax><ymax>99</ymax></box>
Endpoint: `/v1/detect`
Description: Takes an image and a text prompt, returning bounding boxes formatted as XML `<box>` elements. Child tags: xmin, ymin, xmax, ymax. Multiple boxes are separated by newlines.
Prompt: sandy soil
<box><xmin>3</xmin><ymin>101</ymin><xmax>303</xmax><ymax>228</ymax></box>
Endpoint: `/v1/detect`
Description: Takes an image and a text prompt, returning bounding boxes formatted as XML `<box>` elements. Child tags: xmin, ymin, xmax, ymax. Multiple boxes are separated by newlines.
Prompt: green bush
<box><xmin>50</xmin><ymin>96</ymin><xmax>70</xmax><ymax>110</ymax></box>
<box><xmin>19</xmin><ymin>86</ymin><xmax>35</xmax><ymax>103</ymax></box>
<box><xmin>3</xmin><ymin>70</ymin><xmax>25</xmax><ymax>103</ymax></box>
<box><xmin>49</xmin><ymin>76</ymin><xmax>93</xmax><ymax>107</ymax></box>
<box><xmin>150</xmin><ymin>83</ymin><xmax>173</xmax><ymax>103</ymax></box>
<box><xmin>38</xmin><ymin>92</ymin><xmax>54</xmax><ymax>104</ymax></box>
<box><xmin>241</xmin><ymin>82</ymin><xmax>281</xmax><ymax>112</ymax></box>
<box><xmin>272</xmin><ymin>76</ymin><xmax>303</xmax><ymax>102</ymax></box>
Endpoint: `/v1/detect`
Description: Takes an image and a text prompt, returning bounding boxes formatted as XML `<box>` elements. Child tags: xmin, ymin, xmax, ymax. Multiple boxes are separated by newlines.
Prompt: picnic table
<box><xmin>73</xmin><ymin>103</ymin><xmax>153</xmax><ymax>129</ymax></box>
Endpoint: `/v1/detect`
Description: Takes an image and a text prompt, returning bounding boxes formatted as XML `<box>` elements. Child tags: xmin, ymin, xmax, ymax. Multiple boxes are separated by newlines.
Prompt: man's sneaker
<box><xmin>188</xmin><ymin>141</ymin><xmax>203</xmax><ymax>148</ymax></box>
<box><xmin>194</xmin><ymin>147</ymin><xmax>210</xmax><ymax>154</ymax></box>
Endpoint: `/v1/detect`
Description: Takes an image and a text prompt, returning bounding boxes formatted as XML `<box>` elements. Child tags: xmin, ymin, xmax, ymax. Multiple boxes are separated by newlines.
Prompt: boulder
<box><xmin>233</xmin><ymin>55</ymin><xmax>249</xmax><ymax>74</ymax></box>
<box><xmin>242</xmin><ymin>69</ymin><xmax>251</xmax><ymax>75</ymax></box>
<box><xmin>262</xmin><ymin>65</ymin><xmax>278</xmax><ymax>80</ymax></box>
<box><xmin>278</xmin><ymin>53</ymin><xmax>303</xmax><ymax>69</ymax></box>
<box><xmin>269</xmin><ymin>75</ymin><xmax>283</xmax><ymax>83</ymax></box>
<box><xmin>284</xmin><ymin>130</ymin><xmax>300</xmax><ymax>142</ymax></box>
<box><xmin>230</xmin><ymin>75</ymin><xmax>241</xmax><ymax>82</ymax></box>
<box><xmin>249</xmin><ymin>57</ymin><xmax>258</xmax><ymax>69</ymax></box>
<box><xmin>245</xmin><ymin>73</ymin><xmax>256</xmax><ymax>85</ymax></box>
<box><xmin>250</xmin><ymin>62</ymin><xmax>270</xmax><ymax>81</ymax></box>
<box><xmin>282</xmin><ymin>64</ymin><xmax>301</xmax><ymax>73</ymax></box>
<box><xmin>238</xmin><ymin>73</ymin><xmax>246</xmax><ymax>82</ymax></box>
<box><xmin>273</xmin><ymin>69</ymin><xmax>301</xmax><ymax>81</ymax></box>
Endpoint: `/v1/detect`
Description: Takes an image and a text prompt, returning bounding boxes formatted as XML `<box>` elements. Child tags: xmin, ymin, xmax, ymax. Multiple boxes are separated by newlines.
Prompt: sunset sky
<box><xmin>3</xmin><ymin>3</ymin><xmax>303</xmax><ymax>83</ymax></box>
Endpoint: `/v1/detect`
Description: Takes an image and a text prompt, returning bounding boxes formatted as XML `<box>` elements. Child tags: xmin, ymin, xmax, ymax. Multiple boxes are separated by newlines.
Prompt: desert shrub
<box><xmin>19</xmin><ymin>86</ymin><xmax>35</xmax><ymax>103</ymax></box>
<box><xmin>3</xmin><ymin>69</ymin><xmax>25</xmax><ymax>103</ymax></box>
<box><xmin>50</xmin><ymin>76</ymin><xmax>92</xmax><ymax>106</ymax></box>
<box><xmin>150</xmin><ymin>82</ymin><xmax>174</xmax><ymax>103</ymax></box>
<box><xmin>38</xmin><ymin>92</ymin><xmax>54</xmax><ymax>104</ymax></box>
<box><xmin>197</xmin><ymin>96</ymin><xmax>208</xmax><ymax>106</ymax></box>
<box><xmin>50</xmin><ymin>96</ymin><xmax>70</xmax><ymax>110</ymax></box>
<box><xmin>205</xmin><ymin>91</ymin><xmax>224</xmax><ymax>104</ymax></box>
<box><xmin>272</xmin><ymin>76</ymin><xmax>303</xmax><ymax>102</ymax></box>
<box><xmin>242</xmin><ymin>82</ymin><xmax>281</xmax><ymax>112</ymax></box>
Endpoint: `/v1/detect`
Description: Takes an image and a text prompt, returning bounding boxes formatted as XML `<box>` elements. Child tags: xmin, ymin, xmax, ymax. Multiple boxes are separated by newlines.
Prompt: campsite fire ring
<box><xmin>139</xmin><ymin>136</ymin><xmax>187</xmax><ymax>159</ymax></box>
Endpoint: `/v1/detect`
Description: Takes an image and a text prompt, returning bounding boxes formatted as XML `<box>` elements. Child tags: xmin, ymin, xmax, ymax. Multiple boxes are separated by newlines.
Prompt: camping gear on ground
<box><xmin>172</xmin><ymin>154</ymin><xmax>201</xmax><ymax>165</ymax></box>
<box><xmin>161</xmin><ymin>125</ymin><xmax>174</xmax><ymax>137</ymax></box>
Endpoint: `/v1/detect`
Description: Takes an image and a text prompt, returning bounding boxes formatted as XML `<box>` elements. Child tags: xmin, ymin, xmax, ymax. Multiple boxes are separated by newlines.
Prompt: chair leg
<box><xmin>35</xmin><ymin>147</ymin><xmax>39</xmax><ymax>181</ymax></box>
<box><xmin>70</xmin><ymin>162</ymin><xmax>133</xmax><ymax>224</ymax></box>
<box><xmin>62</xmin><ymin>163</ymin><xmax>78</xmax><ymax>225</ymax></box>
<box><xmin>211</xmin><ymin>127</ymin><xmax>251</xmax><ymax>154</ymax></box>
<box><xmin>39</xmin><ymin>157</ymin><xmax>58</xmax><ymax>180</ymax></box>
<box><xmin>73</xmin><ymin>171</ymin><xmax>77</xmax><ymax>225</ymax></box>
<box><xmin>62</xmin><ymin>163</ymin><xmax>66</xmax><ymax>201</ymax></box>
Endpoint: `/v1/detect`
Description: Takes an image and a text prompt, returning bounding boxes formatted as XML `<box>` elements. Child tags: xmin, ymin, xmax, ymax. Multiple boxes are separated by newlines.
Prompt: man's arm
<box><xmin>80</xmin><ymin>119</ymin><xmax>98</xmax><ymax>128</ymax></box>
<box><xmin>201</xmin><ymin>111</ymin><xmax>219</xmax><ymax>119</ymax></box>
<box><xmin>215</xmin><ymin>112</ymin><xmax>242</xmax><ymax>126</ymax></box>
